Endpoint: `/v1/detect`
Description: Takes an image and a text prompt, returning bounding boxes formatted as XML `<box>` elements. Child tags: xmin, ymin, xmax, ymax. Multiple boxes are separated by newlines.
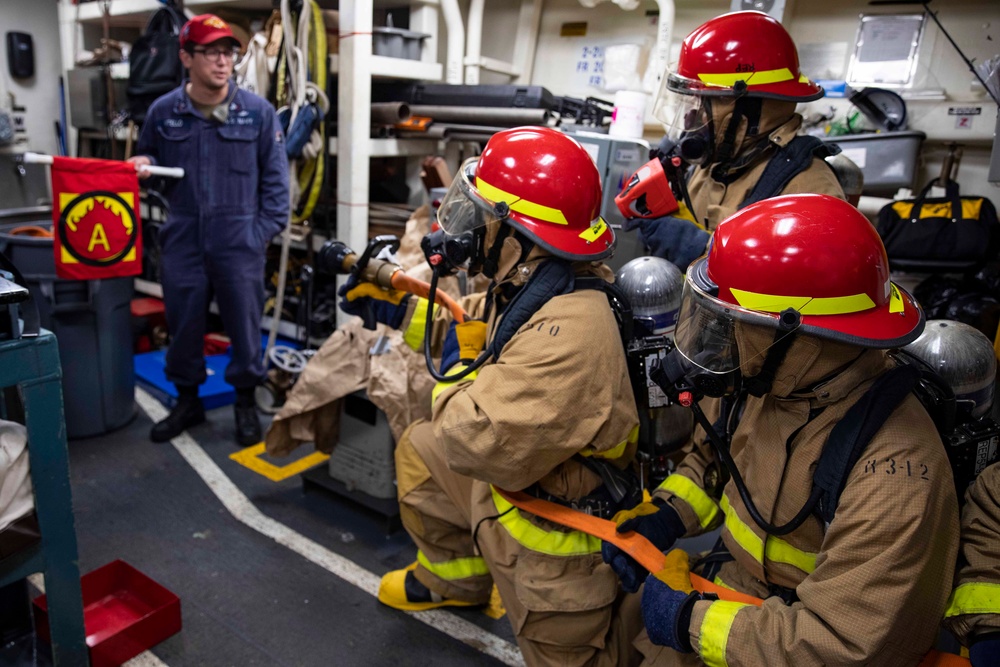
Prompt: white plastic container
<box><xmin>608</xmin><ymin>90</ymin><xmax>648</xmax><ymax>140</ymax></box>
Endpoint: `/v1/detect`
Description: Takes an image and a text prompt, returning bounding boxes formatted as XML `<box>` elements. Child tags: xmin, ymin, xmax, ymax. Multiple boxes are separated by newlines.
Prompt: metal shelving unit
<box><xmin>336</xmin><ymin>0</ymin><xmax>447</xmax><ymax>260</ymax></box>
<box><xmin>0</xmin><ymin>333</ymin><xmax>88</xmax><ymax>667</ymax></box>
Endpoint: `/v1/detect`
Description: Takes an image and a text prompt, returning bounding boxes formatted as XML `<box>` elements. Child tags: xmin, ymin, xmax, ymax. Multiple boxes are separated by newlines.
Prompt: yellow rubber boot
<box><xmin>377</xmin><ymin>562</ymin><xmax>481</xmax><ymax>611</ymax></box>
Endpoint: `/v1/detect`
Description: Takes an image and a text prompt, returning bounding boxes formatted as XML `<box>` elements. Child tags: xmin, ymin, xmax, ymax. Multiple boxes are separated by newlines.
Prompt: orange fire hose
<box><xmin>346</xmin><ymin>252</ymin><xmax>468</xmax><ymax>324</ymax></box>
<box><xmin>389</xmin><ymin>271</ymin><xmax>468</xmax><ymax>323</ymax></box>
<box><xmin>494</xmin><ymin>488</ymin><xmax>970</xmax><ymax>666</ymax></box>
<box><xmin>494</xmin><ymin>488</ymin><xmax>761</xmax><ymax>607</ymax></box>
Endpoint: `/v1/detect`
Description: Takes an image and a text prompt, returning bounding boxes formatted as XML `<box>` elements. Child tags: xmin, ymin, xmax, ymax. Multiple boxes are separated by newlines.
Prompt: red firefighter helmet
<box><xmin>668</xmin><ymin>11</ymin><xmax>822</xmax><ymax>102</ymax></box>
<box><xmin>436</xmin><ymin>127</ymin><xmax>615</xmax><ymax>261</ymax></box>
<box><xmin>682</xmin><ymin>194</ymin><xmax>923</xmax><ymax>355</ymax></box>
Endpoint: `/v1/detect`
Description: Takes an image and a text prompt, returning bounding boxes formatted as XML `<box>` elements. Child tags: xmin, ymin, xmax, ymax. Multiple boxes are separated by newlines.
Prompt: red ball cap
<box><xmin>180</xmin><ymin>14</ymin><xmax>240</xmax><ymax>49</ymax></box>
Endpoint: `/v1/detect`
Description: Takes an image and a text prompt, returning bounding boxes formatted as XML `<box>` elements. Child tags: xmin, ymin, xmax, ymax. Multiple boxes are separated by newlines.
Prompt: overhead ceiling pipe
<box><xmin>439</xmin><ymin>0</ymin><xmax>465</xmax><ymax>84</ymax></box>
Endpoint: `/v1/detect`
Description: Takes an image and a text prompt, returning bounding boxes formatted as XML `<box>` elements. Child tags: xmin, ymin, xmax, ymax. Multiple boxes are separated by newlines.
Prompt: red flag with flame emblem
<box><xmin>50</xmin><ymin>156</ymin><xmax>142</xmax><ymax>280</ymax></box>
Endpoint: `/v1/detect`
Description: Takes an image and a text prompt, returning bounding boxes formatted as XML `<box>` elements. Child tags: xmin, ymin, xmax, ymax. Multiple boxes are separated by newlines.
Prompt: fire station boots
<box><xmin>234</xmin><ymin>389</ymin><xmax>262</xmax><ymax>447</ymax></box>
<box><xmin>377</xmin><ymin>562</ymin><xmax>480</xmax><ymax>612</ymax></box>
<box><xmin>150</xmin><ymin>386</ymin><xmax>205</xmax><ymax>442</ymax></box>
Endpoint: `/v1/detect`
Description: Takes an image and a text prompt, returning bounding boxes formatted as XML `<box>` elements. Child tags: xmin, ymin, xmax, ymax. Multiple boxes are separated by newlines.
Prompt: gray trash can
<box><xmin>0</xmin><ymin>220</ymin><xmax>136</xmax><ymax>438</ymax></box>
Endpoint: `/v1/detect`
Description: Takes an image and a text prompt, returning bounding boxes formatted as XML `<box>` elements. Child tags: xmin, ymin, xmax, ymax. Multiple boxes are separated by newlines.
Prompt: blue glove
<box><xmin>642</xmin><ymin>572</ymin><xmax>702</xmax><ymax>653</ymax></box>
<box><xmin>440</xmin><ymin>321</ymin><xmax>461</xmax><ymax>372</ymax></box>
<box><xmin>337</xmin><ymin>281</ymin><xmax>411</xmax><ymax>330</ymax></box>
<box><xmin>625</xmin><ymin>215</ymin><xmax>710</xmax><ymax>272</ymax></box>
<box><xmin>601</xmin><ymin>499</ymin><xmax>685</xmax><ymax>593</ymax></box>
<box><xmin>971</xmin><ymin>634</ymin><xmax>1000</xmax><ymax>667</ymax></box>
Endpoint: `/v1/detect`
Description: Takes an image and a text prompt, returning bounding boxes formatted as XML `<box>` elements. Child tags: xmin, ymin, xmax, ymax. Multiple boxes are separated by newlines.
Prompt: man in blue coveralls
<box><xmin>129</xmin><ymin>14</ymin><xmax>289</xmax><ymax>447</ymax></box>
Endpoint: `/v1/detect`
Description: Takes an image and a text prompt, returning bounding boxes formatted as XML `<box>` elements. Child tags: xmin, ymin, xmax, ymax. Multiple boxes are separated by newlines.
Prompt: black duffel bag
<box><xmin>876</xmin><ymin>178</ymin><xmax>1000</xmax><ymax>272</ymax></box>
<box><xmin>127</xmin><ymin>2</ymin><xmax>185</xmax><ymax>125</ymax></box>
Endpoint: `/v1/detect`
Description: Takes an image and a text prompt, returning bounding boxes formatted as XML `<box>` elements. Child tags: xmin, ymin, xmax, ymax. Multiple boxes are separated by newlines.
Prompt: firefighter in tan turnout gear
<box><xmin>944</xmin><ymin>461</ymin><xmax>1000</xmax><ymax>666</ymax></box>
<box><xmin>339</xmin><ymin>127</ymin><xmax>645</xmax><ymax>666</ymax></box>
<box><xmin>603</xmin><ymin>194</ymin><xmax>961</xmax><ymax>666</ymax></box>
<box><xmin>629</xmin><ymin>11</ymin><xmax>845</xmax><ymax>272</ymax></box>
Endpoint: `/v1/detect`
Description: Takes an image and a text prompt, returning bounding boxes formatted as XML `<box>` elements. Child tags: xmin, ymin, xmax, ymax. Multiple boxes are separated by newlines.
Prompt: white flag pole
<box><xmin>22</xmin><ymin>152</ymin><xmax>185</xmax><ymax>179</ymax></box>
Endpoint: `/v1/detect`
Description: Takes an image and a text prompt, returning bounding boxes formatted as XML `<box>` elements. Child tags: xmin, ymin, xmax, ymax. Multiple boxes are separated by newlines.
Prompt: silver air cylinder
<box><xmin>905</xmin><ymin>320</ymin><xmax>997</xmax><ymax>419</ymax></box>
<box><xmin>616</xmin><ymin>256</ymin><xmax>684</xmax><ymax>336</ymax></box>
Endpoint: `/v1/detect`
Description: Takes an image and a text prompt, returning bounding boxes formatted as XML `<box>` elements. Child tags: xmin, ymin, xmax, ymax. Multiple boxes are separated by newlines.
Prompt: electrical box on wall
<box><xmin>729</xmin><ymin>0</ymin><xmax>788</xmax><ymax>22</ymax></box>
<box><xmin>6</xmin><ymin>32</ymin><xmax>34</xmax><ymax>79</ymax></box>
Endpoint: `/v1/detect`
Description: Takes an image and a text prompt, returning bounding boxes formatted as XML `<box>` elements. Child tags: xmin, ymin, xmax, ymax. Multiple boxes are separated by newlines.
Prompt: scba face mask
<box><xmin>670</xmin><ymin>263</ymin><xmax>801</xmax><ymax>398</ymax></box>
<box><xmin>653</xmin><ymin>79</ymin><xmax>714</xmax><ymax>165</ymax></box>
<box><xmin>433</xmin><ymin>157</ymin><xmax>506</xmax><ymax>277</ymax></box>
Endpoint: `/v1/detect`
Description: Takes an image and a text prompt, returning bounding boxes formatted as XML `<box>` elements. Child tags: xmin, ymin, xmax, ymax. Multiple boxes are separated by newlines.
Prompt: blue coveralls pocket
<box><xmin>156</xmin><ymin>121</ymin><xmax>195</xmax><ymax>167</ymax></box>
<box><xmin>216</xmin><ymin>124</ymin><xmax>258</xmax><ymax>211</ymax></box>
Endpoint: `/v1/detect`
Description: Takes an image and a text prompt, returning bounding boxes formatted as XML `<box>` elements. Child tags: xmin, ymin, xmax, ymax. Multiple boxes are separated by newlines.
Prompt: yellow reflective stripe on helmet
<box><xmin>579</xmin><ymin>424</ymin><xmax>638</xmax><ymax>460</ymax></box>
<box><xmin>403</xmin><ymin>298</ymin><xmax>437</xmax><ymax>352</ymax></box>
<box><xmin>729</xmin><ymin>288</ymin><xmax>876</xmax><ymax>315</ymax></box>
<box><xmin>698</xmin><ymin>67</ymin><xmax>795</xmax><ymax>88</ymax></box>
<box><xmin>720</xmin><ymin>494</ymin><xmax>817</xmax><ymax>574</ymax></box>
<box><xmin>491</xmin><ymin>486</ymin><xmax>603</xmax><ymax>556</ymax></box>
<box><xmin>889</xmin><ymin>283</ymin><xmax>905</xmax><ymax>314</ymax></box>
<box><xmin>944</xmin><ymin>582</ymin><xmax>1000</xmax><ymax>617</ymax></box>
<box><xmin>476</xmin><ymin>177</ymin><xmax>569</xmax><ymax>225</ymax></box>
<box><xmin>699</xmin><ymin>600</ymin><xmax>752</xmax><ymax>667</ymax></box>
<box><xmin>431</xmin><ymin>365</ymin><xmax>478</xmax><ymax>407</ymax></box>
<box><xmin>659</xmin><ymin>474</ymin><xmax>720</xmax><ymax>529</ymax></box>
<box><xmin>417</xmin><ymin>550</ymin><xmax>490</xmax><ymax>581</ymax></box>
<box><xmin>578</xmin><ymin>218</ymin><xmax>609</xmax><ymax>242</ymax></box>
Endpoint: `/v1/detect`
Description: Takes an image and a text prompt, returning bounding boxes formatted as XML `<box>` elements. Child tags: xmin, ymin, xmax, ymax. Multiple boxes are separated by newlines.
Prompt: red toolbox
<box><xmin>33</xmin><ymin>560</ymin><xmax>181</xmax><ymax>667</ymax></box>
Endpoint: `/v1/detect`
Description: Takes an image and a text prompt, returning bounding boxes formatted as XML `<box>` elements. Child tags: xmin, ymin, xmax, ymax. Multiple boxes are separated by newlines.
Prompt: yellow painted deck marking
<box><xmin>229</xmin><ymin>443</ymin><xmax>330</xmax><ymax>482</ymax></box>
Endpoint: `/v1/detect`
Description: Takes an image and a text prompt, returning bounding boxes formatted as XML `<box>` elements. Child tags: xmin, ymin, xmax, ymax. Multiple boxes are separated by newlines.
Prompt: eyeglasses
<box><xmin>191</xmin><ymin>47</ymin><xmax>238</xmax><ymax>61</ymax></box>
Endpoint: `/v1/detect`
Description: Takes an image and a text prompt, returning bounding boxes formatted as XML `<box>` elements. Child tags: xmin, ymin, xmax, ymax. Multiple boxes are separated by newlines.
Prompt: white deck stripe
<box><xmin>27</xmin><ymin>574</ymin><xmax>170</xmax><ymax>667</ymax></box>
<box><xmin>136</xmin><ymin>388</ymin><xmax>524</xmax><ymax>667</ymax></box>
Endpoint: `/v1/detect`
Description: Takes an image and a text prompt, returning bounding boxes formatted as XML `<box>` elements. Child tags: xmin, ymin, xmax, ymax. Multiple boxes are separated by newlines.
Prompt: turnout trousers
<box><xmin>395</xmin><ymin>420</ymin><xmax>643</xmax><ymax>667</ymax></box>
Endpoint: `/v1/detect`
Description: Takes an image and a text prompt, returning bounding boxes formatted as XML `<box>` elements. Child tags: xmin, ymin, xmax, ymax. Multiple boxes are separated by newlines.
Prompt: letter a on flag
<box><xmin>50</xmin><ymin>156</ymin><xmax>142</xmax><ymax>280</ymax></box>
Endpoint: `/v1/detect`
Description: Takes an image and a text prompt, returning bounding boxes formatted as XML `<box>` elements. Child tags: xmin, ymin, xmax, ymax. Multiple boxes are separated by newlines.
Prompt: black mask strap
<box><xmin>680</xmin><ymin>98</ymin><xmax>714</xmax><ymax>164</ymax></box>
<box><xmin>713</xmin><ymin>84</ymin><xmax>762</xmax><ymax>171</ymax></box>
<box><xmin>744</xmin><ymin>308</ymin><xmax>801</xmax><ymax>398</ymax></box>
<box><xmin>482</xmin><ymin>224</ymin><xmax>511</xmax><ymax>279</ymax></box>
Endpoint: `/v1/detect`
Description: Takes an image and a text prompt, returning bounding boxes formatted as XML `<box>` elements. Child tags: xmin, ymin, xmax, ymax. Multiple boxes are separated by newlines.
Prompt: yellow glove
<box><xmin>456</xmin><ymin>320</ymin><xmax>487</xmax><ymax>360</ymax></box>
<box><xmin>343</xmin><ymin>282</ymin><xmax>407</xmax><ymax>304</ymax></box>
<box><xmin>652</xmin><ymin>548</ymin><xmax>695</xmax><ymax>594</ymax></box>
<box><xmin>611</xmin><ymin>501</ymin><xmax>661</xmax><ymax>528</ymax></box>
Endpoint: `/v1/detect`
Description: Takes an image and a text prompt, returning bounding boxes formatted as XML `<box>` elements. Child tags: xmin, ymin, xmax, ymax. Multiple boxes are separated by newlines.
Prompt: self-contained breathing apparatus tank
<box><xmin>615</xmin><ymin>256</ymin><xmax>690</xmax><ymax>487</ymax></box>
<box><xmin>903</xmin><ymin>320</ymin><xmax>1000</xmax><ymax>493</ymax></box>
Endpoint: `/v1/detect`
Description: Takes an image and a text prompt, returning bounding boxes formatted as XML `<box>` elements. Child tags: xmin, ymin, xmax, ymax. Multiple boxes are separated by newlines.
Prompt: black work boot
<box><xmin>150</xmin><ymin>386</ymin><xmax>205</xmax><ymax>442</ymax></box>
<box><xmin>234</xmin><ymin>388</ymin><xmax>262</xmax><ymax>447</ymax></box>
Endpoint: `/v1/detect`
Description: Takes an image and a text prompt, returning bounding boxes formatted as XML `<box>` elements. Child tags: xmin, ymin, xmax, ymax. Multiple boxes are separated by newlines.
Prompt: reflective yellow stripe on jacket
<box><xmin>417</xmin><ymin>550</ymin><xmax>489</xmax><ymax>581</ymax></box>
<box><xmin>720</xmin><ymin>494</ymin><xmax>817</xmax><ymax>575</ymax></box>
<box><xmin>431</xmin><ymin>365</ymin><xmax>479</xmax><ymax>407</ymax></box>
<box><xmin>699</xmin><ymin>600</ymin><xmax>752</xmax><ymax>667</ymax></box>
<box><xmin>403</xmin><ymin>298</ymin><xmax>437</xmax><ymax>352</ymax></box>
<box><xmin>579</xmin><ymin>424</ymin><xmax>638</xmax><ymax>460</ymax></box>
<box><xmin>944</xmin><ymin>582</ymin><xmax>1000</xmax><ymax>617</ymax></box>
<box><xmin>490</xmin><ymin>486</ymin><xmax>602</xmax><ymax>557</ymax></box>
<box><xmin>658</xmin><ymin>474</ymin><xmax>720</xmax><ymax>529</ymax></box>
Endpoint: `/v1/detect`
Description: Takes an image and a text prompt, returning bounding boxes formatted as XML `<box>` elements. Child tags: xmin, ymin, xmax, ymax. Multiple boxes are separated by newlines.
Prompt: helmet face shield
<box><xmin>437</xmin><ymin>158</ymin><xmax>502</xmax><ymax>236</ymax></box>
<box><xmin>653</xmin><ymin>75</ymin><xmax>710</xmax><ymax>144</ymax></box>
<box><xmin>673</xmin><ymin>283</ymin><xmax>740</xmax><ymax>375</ymax></box>
<box><xmin>673</xmin><ymin>272</ymin><xmax>800</xmax><ymax>376</ymax></box>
